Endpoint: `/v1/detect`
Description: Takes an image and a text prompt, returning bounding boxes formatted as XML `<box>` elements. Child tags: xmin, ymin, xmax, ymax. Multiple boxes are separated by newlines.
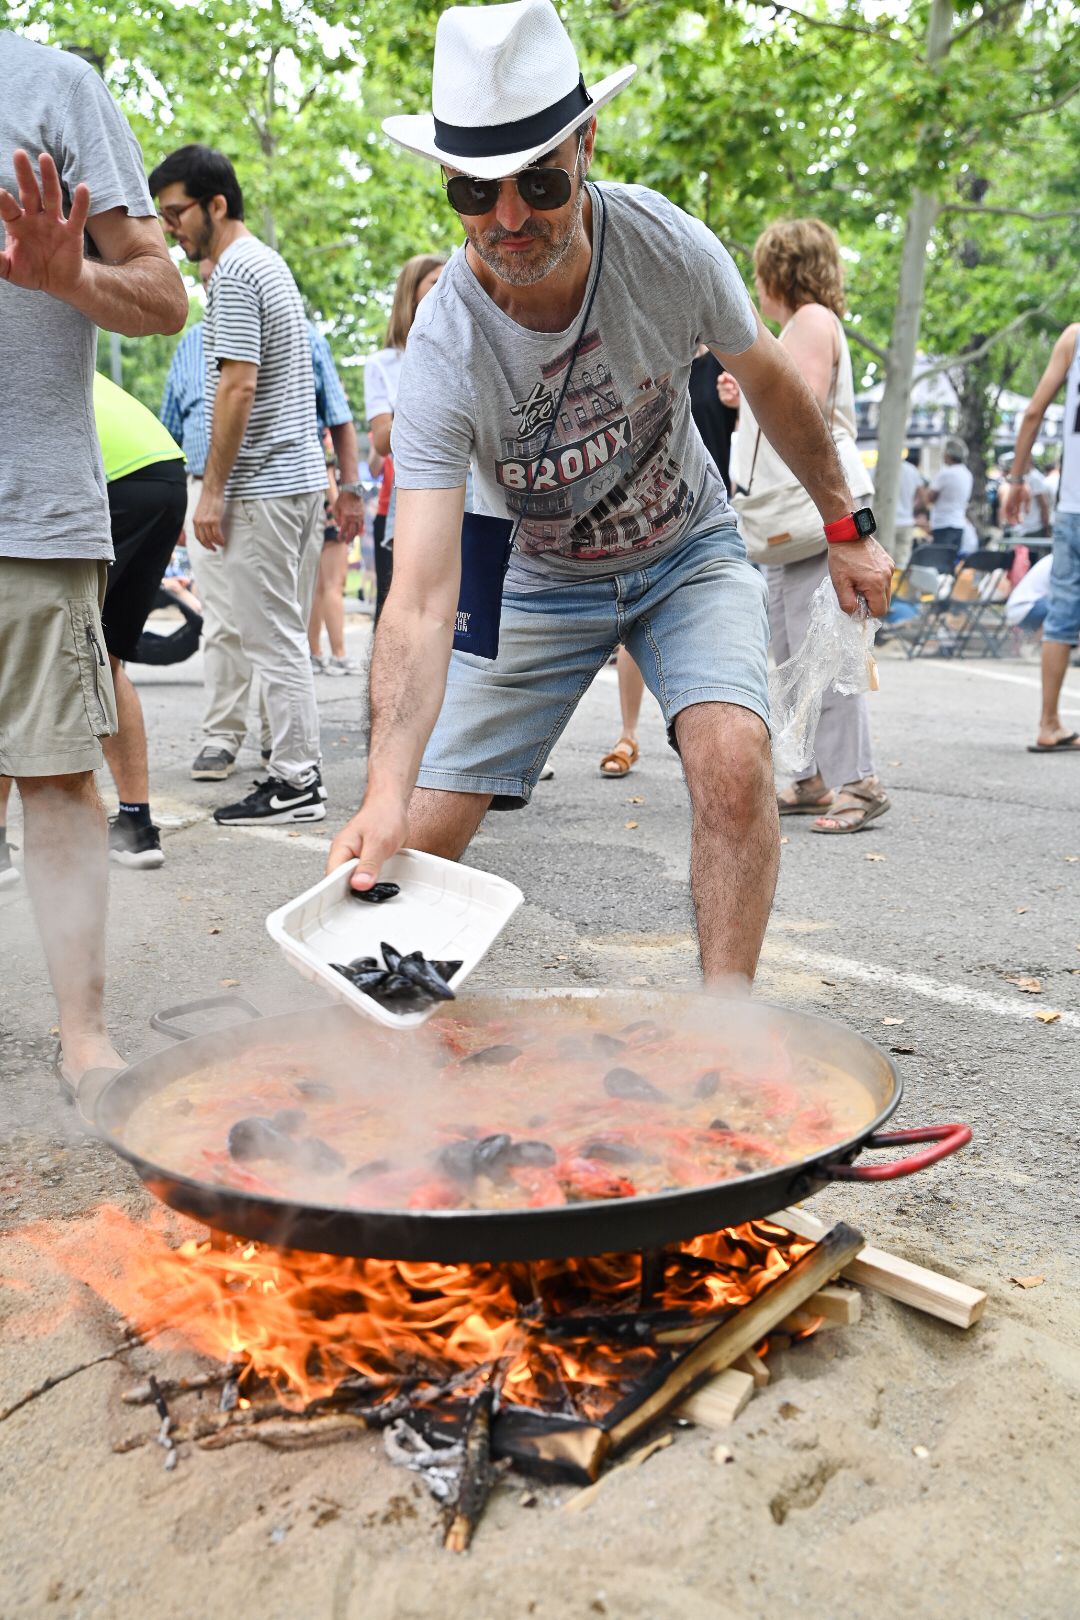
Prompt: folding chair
<box><xmin>890</xmin><ymin>544</ymin><xmax>960</xmax><ymax>659</ymax></box>
<box><xmin>950</xmin><ymin>548</ymin><xmax>1015</xmax><ymax>658</ymax></box>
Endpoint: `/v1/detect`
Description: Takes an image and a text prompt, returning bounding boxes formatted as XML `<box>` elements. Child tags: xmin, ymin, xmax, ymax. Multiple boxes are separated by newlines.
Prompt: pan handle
<box><xmin>150</xmin><ymin>993</ymin><xmax>263</xmax><ymax>1042</ymax></box>
<box><xmin>826</xmin><ymin>1123</ymin><xmax>972</xmax><ymax>1182</ymax></box>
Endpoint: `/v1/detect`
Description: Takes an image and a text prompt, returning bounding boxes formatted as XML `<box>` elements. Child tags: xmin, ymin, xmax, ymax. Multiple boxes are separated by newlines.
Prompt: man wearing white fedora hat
<box><xmin>328</xmin><ymin>0</ymin><xmax>893</xmax><ymax>981</ymax></box>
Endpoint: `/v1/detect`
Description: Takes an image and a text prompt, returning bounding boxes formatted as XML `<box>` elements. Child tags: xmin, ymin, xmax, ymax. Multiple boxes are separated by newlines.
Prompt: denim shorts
<box><xmin>416</xmin><ymin>524</ymin><xmax>770</xmax><ymax>809</ymax></box>
<box><xmin>1044</xmin><ymin>510</ymin><xmax>1080</xmax><ymax>645</ymax></box>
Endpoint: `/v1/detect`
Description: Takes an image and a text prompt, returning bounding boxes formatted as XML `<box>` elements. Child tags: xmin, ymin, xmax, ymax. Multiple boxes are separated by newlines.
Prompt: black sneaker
<box><xmin>213</xmin><ymin>774</ymin><xmax>327</xmax><ymax>826</ymax></box>
<box><xmin>192</xmin><ymin>745</ymin><xmax>236</xmax><ymax>781</ymax></box>
<box><xmin>0</xmin><ymin>837</ymin><xmax>19</xmax><ymax>890</ymax></box>
<box><xmin>108</xmin><ymin>815</ymin><xmax>165</xmax><ymax>869</ymax></box>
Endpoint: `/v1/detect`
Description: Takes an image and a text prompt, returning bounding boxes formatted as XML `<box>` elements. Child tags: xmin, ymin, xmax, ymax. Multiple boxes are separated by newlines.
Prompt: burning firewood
<box><xmin>444</xmin><ymin>1385</ymin><xmax>496</xmax><ymax>1553</ymax></box>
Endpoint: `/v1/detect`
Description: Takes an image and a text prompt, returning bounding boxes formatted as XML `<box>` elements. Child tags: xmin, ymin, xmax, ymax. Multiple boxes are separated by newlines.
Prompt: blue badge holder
<box><xmin>450</xmin><ymin>187</ymin><xmax>607</xmax><ymax>663</ymax></box>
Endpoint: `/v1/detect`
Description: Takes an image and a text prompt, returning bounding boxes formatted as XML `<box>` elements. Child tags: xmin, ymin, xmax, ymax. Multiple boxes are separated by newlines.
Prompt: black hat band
<box><xmin>433</xmin><ymin>73</ymin><xmax>593</xmax><ymax>160</ymax></box>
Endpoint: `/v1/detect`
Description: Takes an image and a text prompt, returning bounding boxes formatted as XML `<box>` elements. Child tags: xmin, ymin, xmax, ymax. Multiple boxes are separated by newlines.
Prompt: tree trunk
<box><xmin>951</xmin><ymin>339</ymin><xmax>993</xmax><ymax>531</ymax></box>
<box><xmin>873</xmin><ymin>0</ymin><xmax>954</xmax><ymax>557</ymax></box>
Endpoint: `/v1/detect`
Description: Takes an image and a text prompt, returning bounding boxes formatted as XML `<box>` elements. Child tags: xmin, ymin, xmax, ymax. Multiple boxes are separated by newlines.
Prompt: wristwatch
<box><xmin>338</xmin><ymin>481</ymin><xmax>364</xmax><ymax>495</ymax></box>
<box><xmin>824</xmin><ymin>507</ymin><xmax>877</xmax><ymax>543</ymax></box>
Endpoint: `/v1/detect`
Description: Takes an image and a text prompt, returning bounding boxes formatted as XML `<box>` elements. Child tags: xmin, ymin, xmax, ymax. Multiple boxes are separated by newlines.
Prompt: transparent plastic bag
<box><xmin>769</xmin><ymin>578</ymin><xmax>881</xmax><ymax>777</ymax></box>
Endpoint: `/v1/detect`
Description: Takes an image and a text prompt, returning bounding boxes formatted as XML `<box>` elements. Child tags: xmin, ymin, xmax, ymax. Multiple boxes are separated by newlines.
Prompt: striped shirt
<box><xmin>162</xmin><ymin>322</ymin><xmax>354</xmax><ymax>479</ymax></box>
<box><xmin>205</xmin><ymin>236</ymin><xmax>328</xmax><ymax>499</ymax></box>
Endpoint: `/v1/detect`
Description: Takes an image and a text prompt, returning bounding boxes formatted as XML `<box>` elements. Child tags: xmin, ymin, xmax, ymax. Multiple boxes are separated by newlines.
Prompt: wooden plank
<box><xmin>806</xmin><ymin>1283</ymin><xmax>862</xmax><ymax>1325</ymax></box>
<box><xmin>735</xmin><ymin>1350</ymin><xmax>770</xmax><ymax>1388</ymax></box>
<box><xmin>675</xmin><ymin>1368</ymin><xmax>755</xmax><ymax>1429</ymax></box>
<box><xmin>606</xmin><ymin>1221</ymin><xmax>864</xmax><ymax>1456</ymax></box>
<box><xmin>562</xmin><ymin>1433</ymin><xmax>672</xmax><ymax>1514</ymax></box>
<box><xmin>775</xmin><ymin>1207</ymin><xmax>986</xmax><ymax>1329</ymax></box>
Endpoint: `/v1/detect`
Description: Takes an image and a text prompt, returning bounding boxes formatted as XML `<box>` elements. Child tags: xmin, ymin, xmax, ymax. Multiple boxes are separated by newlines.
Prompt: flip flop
<box><xmin>1027</xmin><ymin>733</ymin><xmax>1080</xmax><ymax>753</ymax></box>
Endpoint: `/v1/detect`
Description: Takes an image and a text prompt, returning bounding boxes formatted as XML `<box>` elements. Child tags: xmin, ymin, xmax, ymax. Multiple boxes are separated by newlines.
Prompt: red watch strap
<box><xmin>824</xmin><ymin>513</ymin><xmax>859</xmax><ymax>543</ymax></box>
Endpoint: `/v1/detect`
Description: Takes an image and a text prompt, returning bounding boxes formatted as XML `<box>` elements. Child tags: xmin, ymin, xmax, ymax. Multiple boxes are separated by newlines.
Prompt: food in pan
<box><xmin>119</xmin><ymin>1000</ymin><xmax>879</xmax><ymax>1214</ymax></box>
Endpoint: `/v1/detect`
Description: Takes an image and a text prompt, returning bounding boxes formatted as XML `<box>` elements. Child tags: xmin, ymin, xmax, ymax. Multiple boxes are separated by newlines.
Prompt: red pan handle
<box><xmin>826</xmin><ymin>1123</ymin><xmax>972</xmax><ymax>1181</ymax></box>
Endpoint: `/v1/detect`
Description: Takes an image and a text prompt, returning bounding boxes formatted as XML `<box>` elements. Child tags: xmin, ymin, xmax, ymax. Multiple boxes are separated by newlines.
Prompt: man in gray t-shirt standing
<box><xmin>0</xmin><ymin>30</ymin><xmax>187</xmax><ymax>1089</ymax></box>
<box><xmin>328</xmin><ymin>0</ymin><xmax>893</xmax><ymax>981</ymax></box>
<box><xmin>149</xmin><ymin>144</ymin><xmax>330</xmax><ymax>826</ymax></box>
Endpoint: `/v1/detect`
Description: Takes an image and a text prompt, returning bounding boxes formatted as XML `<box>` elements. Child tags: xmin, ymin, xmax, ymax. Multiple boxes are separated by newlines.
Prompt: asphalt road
<box><xmin>2</xmin><ymin>618</ymin><xmax>1078</xmax><ymax>1283</ymax></box>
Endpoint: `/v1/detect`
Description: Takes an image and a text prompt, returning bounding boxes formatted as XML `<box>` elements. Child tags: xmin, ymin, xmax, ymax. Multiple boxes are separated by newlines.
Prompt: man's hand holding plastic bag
<box><xmin>769</xmin><ymin>578</ymin><xmax>882</xmax><ymax>777</ymax></box>
<box><xmin>828</xmin><ymin>534</ymin><xmax>894</xmax><ymax>616</ymax></box>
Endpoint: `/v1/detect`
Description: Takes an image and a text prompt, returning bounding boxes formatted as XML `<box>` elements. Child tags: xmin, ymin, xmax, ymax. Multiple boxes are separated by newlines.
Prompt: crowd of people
<box><xmin>2</xmin><ymin>0</ymin><xmax>1077</xmax><ymax>1093</ymax></box>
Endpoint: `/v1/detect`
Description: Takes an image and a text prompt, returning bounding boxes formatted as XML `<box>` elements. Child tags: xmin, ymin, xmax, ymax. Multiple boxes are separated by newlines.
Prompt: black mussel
<box><xmin>293</xmin><ymin>1136</ymin><xmax>346</xmax><ymax>1175</ymax></box>
<box><xmin>348</xmin><ymin>955</ymin><xmax>380</xmax><ymax>972</ymax></box>
<box><xmin>271</xmin><ymin>1109</ymin><xmax>306</xmax><ymax>1135</ymax></box>
<box><xmin>592</xmin><ymin>1032</ymin><xmax>626</xmax><ymax>1057</ymax></box>
<box><xmin>398</xmin><ymin>951</ymin><xmax>456</xmax><ymax>1002</ymax></box>
<box><xmin>431</xmin><ymin>960</ymin><xmax>463</xmax><ymax>982</ymax></box>
<box><xmin>331</xmin><ymin>962</ymin><xmax>356</xmax><ymax>981</ymax></box>
<box><xmin>693</xmin><ymin>1070</ymin><xmax>721</xmax><ymax>1100</ymax></box>
<box><xmin>380</xmin><ymin>941</ymin><xmax>403</xmax><ymax>974</ymax></box>
<box><xmin>349</xmin><ymin>882</ymin><xmax>400</xmax><ymax>904</ymax></box>
<box><xmin>708</xmin><ymin>1117</ymin><xmax>733</xmax><ymax>1133</ymax></box>
<box><xmin>228</xmin><ymin>1116</ymin><xmax>296</xmax><ymax>1163</ymax></box>
<box><xmin>462</xmin><ymin>1044</ymin><xmax>522</xmax><ymax>1066</ymax></box>
<box><xmin>581</xmin><ymin>1138</ymin><xmax>640</xmax><ymax>1165</ymax></box>
<box><xmin>505</xmin><ymin>1140</ymin><xmax>557</xmax><ymax>1168</ymax></box>
<box><xmin>473</xmin><ymin>1133</ymin><xmax>514</xmax><ymax>1176</ymax></box>
<box><xmin>437</xmin><ymin>1139</ymin><xmax>480</xmax><ymax>1182</ymax></box>
<box><xmin>294</xmin><ymin>1078</ymin><xmax>336</xmax><ymax>1101</ymax></box>
<box><xmin>604</xmin><ymin>1066</ymin><xmax>664</xmax><ymax>1102</ymax></box>
<box><xmin>348</xmin><ymin>1158</ymin><xmax>393</xmax><ymax>1181</ymax></box>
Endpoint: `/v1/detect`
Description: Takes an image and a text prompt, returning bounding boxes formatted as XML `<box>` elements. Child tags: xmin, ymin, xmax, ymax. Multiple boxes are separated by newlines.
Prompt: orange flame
<box><xmin>23</xmin><ymin>1206</ymin><xmax>811</xmax><ymax>1412</ymax></box>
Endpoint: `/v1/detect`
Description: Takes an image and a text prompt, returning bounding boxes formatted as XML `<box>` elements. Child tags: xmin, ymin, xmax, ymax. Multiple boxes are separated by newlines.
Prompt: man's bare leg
<box><xmin>101</xmin><ymin>658</ymin><xmax>149</xmax><ymax>803</ymax></box>
<box><xmin>676</xmin><ymin>702</ymin><xmax>779</xmax><ymax>982</ymax></box>
<box><xmin>17</xmin><ymin>771</ymin><xmax>123</xmax><ymax>1078</ymax></box>
<box><xmin>1036</xmin><ymin>641</ymin><xmax>1075</xmax><ymax>746</ymax></box>
<box><xmin>407</xmin><ymin>786</ymin><xmax>492</xmax><ymax>860</ymax></box>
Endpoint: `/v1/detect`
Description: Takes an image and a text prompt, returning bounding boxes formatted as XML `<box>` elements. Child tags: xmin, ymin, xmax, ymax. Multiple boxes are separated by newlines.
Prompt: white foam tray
<box><xmin>265</xmin><ymin>849</ymin><xmax>524</xmax><ymax>1029</ymax></box>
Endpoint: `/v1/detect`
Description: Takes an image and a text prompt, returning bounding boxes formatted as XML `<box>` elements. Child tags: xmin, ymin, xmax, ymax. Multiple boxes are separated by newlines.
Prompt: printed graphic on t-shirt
<box><xmin>494</xmin><ymin>329</ymin><xmax>694</xmax><ymax>560</ymax></box>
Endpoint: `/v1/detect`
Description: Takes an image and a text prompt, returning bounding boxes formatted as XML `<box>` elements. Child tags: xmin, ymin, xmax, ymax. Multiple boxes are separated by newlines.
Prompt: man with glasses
<box><xmin>0</xmin><ymin>29</ymin><xmax>186</xmax><ymax>1091</ymax></box>
<box><xmin>327</xmin><ymin>0</ymin><xmax>893</xmax><ymax>983</ymax></box>
<box><xmin>149</xmin><ymin>145</ymin><xmax>331</xmax><ymax>824</ymax></box>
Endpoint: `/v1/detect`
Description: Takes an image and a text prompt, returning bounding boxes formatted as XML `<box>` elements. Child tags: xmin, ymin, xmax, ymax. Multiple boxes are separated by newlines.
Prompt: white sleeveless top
<box><xmin>1058</xmin><ymin>329</ymin><xmax>1080</xmax><ymax>515</ymax></box>
<box><xmin>731</xmin><ymin>308</ymin><xmax>873</xmax><ymax>501</ymax></box>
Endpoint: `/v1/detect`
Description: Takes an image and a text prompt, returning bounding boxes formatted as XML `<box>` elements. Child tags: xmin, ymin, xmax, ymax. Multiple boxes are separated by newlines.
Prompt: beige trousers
<box><xmin>187</xmin><ymin>477</ymin><xmax>321</xmax><ymax>768</ymax></box>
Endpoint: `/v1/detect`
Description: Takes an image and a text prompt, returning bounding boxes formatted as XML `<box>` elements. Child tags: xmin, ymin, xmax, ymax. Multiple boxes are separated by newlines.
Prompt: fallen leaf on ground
<box><xmin>1005</xmin><ymin>974</ymin><xmax>1042</xmax><ymax>993</ymax></box>
<box><xmin>179</xmin><ymin>894</ymin><xmax>193</xmax><ymax>903</ymax></box>
<box><xmin>1035</xmin><ymin>1009</ymin><xmax>1062</xmax><ymax>1024</ymax></box>
<box><xmin>624</xmin><ymin>821</ymin><xmax>639</xmax><ymax>830</ymax></box>
<box><xmin>208</xmin><ymin>926</ymin><xmax>221</xmax><ymax>935</ymax></box>
<box><xmin>780</xmin><ymin>836</ymin><xmax>790</xmax><ymax>845</ymax></box>
<box><xmin>286</xmin><ymin>831</ymin><xmax>301</xmax><ymax>839</ymax></box>
<box><xmin>1010</xmin><ymin>1275</ymin><xmax>1045</xmax><ymax>1289</ymax></box>
<box><xmin>821</xmin><ymin>979</ymin><xmax>836</xmax><ymax>987</ymax></box>
<box><xmin>891</xmin><ymin>1045</ymin><xmax>916</xmax><ymax>1055</ymax></box>
<box><xmin>1065</xmin><ymin>856</ymin><xmax>1078</xmax><ymax>864</ymax></box>
<box><xmin>864</xmin><ymin>852</ymin><xmax>886</xmax><ymax>862</ymax></box>
<box><xmin>220</xmin><ymin>978</ymin><xmax>240</xmax><ymax>988</ymax></box>
<box><xmin>1015</xmin><ymin>907</ymin><xmax>1028</xmax><ymax>914</ymax></box>
<box><xmin>627</xmin><ymin>796</ymin><xmax>644</xmax><ymax>805</ymax></box>
<box><xmin>882</xmin><ymin>1016</ymin><xmax>904</xmax><ymax>1026</ymax></box>
<box><xmin>887</xmin><ymin>760</ymin><xmax>902</xmax><ymax>767</ymax></box>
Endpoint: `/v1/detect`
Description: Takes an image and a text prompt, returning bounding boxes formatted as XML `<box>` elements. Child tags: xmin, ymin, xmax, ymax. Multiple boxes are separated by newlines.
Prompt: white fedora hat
<box><xmin>382</xmin><ymin>0</ymin><xmax>636</xmax><ymax>181</ymax></box>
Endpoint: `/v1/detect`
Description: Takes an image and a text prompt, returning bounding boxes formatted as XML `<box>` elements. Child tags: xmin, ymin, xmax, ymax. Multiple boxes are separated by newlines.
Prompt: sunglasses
<box><xmin>444</xmin><ymin>156</ymin><xmax>578</xmax><ymax>217</ymax></box>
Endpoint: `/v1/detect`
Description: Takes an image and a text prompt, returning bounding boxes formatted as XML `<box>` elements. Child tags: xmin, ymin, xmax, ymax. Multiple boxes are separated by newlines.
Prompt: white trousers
<box><xmin>187</xmin><ymin>478</ymin><xmax>321</xmax><ymax>777</ymax></box>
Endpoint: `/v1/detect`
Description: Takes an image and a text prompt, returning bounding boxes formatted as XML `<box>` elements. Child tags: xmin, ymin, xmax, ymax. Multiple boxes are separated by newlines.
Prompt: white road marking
<box><xmin>931</xmin><ymin>663</ymin><xmax>1080</xmax><ymax>717</ymax></box>
<box><xmin>766</xmin><ymin>941</ymin><xmax>1080</xmax><ymax>1029</ymax></box>
<box><xmin>217</xmin><ymin>824</ymin><xmax>330</xmax><ymax>854</ymax></box>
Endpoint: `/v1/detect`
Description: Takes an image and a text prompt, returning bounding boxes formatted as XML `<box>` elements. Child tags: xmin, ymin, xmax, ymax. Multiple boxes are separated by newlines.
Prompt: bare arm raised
<box><xmin>0</xmin><ymin>150</ymin><xmax>187</xmax><ymax>335</ymax></box>
<box><xmin>713</xmin><ymin>314</ymin><xmax>893</xmax><ymax>615</ymax></box>
<box><xmin>327</xmin><ymin>485</ymin><xmax>466</xmax><ymax>888</ymax></box>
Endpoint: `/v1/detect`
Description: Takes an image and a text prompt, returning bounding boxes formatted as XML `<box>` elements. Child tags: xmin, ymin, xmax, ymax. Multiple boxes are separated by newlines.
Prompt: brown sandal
<box><xmin>600</xmin><ymin>736</ymin><xmax>639</xmax><ymax>777</ymax></box>
<box><xmin>809</xmin><ymin>780</ymin><xmax>890</xmax><ymax>835</ymax></box>
<box><xmin>778</xmin><ymin>780</ymin><xmax>835</xmax><ymax>816</ymax></box>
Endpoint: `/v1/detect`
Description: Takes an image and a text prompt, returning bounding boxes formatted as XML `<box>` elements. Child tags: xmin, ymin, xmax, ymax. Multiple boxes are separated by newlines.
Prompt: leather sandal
<box><xmin>778</xmin><ymin>780</ymin><xmax>835</xmax><ymax>816</ymax></box>
<box><xmin>809</xmin><ymin>779</ymin><xmax>890</xmax><ymax>835</ymax></box>
<box><xmin>600</xmin><ymin>736</ymin><xmax>639</xmax><ymax>777</ymax></box>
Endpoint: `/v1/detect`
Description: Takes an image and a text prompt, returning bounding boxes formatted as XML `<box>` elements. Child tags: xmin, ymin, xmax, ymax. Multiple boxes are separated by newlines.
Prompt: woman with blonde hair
<box><xmin>365</xmin><ymin>252</ymin><xmax>446</xmax><ymax>615</ymax></box>
<box><xmin>727</xmin><ymin>218</ymin><xmax>889</xmax><ymax>833</ymax></box>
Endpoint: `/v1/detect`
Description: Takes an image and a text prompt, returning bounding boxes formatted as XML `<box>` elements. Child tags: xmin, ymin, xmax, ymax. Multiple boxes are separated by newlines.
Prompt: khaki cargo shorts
<box><xmin>0</xmin><ymin>557</ymin><xmax>119</xmax><ymax>777</ymax></box>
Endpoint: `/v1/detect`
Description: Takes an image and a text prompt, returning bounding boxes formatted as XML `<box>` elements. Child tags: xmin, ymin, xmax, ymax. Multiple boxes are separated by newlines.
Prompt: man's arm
<box><xmin>1002</xmin><ymin>323</ymin><xmax>1078</xmax><ymax>524</ymax></box>
<box><xmin>369</xmin><ymin>412</ymin><xmax>393</xmax><ymax>458</ymax></box>
<box><xmin>0</xmin><ymin>152</ymin><xmax>186</xmax><ymax>334</ymax></box>
<box><xmin>712</xmin><ymin>315</ymin><xmax>893</xmax><ymax>614</ymax></box>
<box><xmin>327</xmin><ymin>485</ymin><xmax>465</xmax><ymax>889</ymax></box>
<box><xmin>193</xmin><ymin>360</ymin><xmax>258</xmax><ymax>550</ymax></box>
<box><xmin>328</xmin><ymin>420</ymin><xmax>363</xmax><ymax>543</ymax></box>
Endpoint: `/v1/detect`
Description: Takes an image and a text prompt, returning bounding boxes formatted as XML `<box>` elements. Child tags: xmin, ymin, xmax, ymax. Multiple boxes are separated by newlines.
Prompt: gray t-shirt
<box><xmin>392</xmin><ymin>183</ymin><xmax>757</xmax><ymax>586</ymax></box>
<box><xmin>205</xmin><ymin>236</ymin><xmax>327</xmax><ymax>500</ymax></box>
<box><xmin>0</xmin><ymin>31</ymin><xmax>154</xmax><ymax>560</ymax></box>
